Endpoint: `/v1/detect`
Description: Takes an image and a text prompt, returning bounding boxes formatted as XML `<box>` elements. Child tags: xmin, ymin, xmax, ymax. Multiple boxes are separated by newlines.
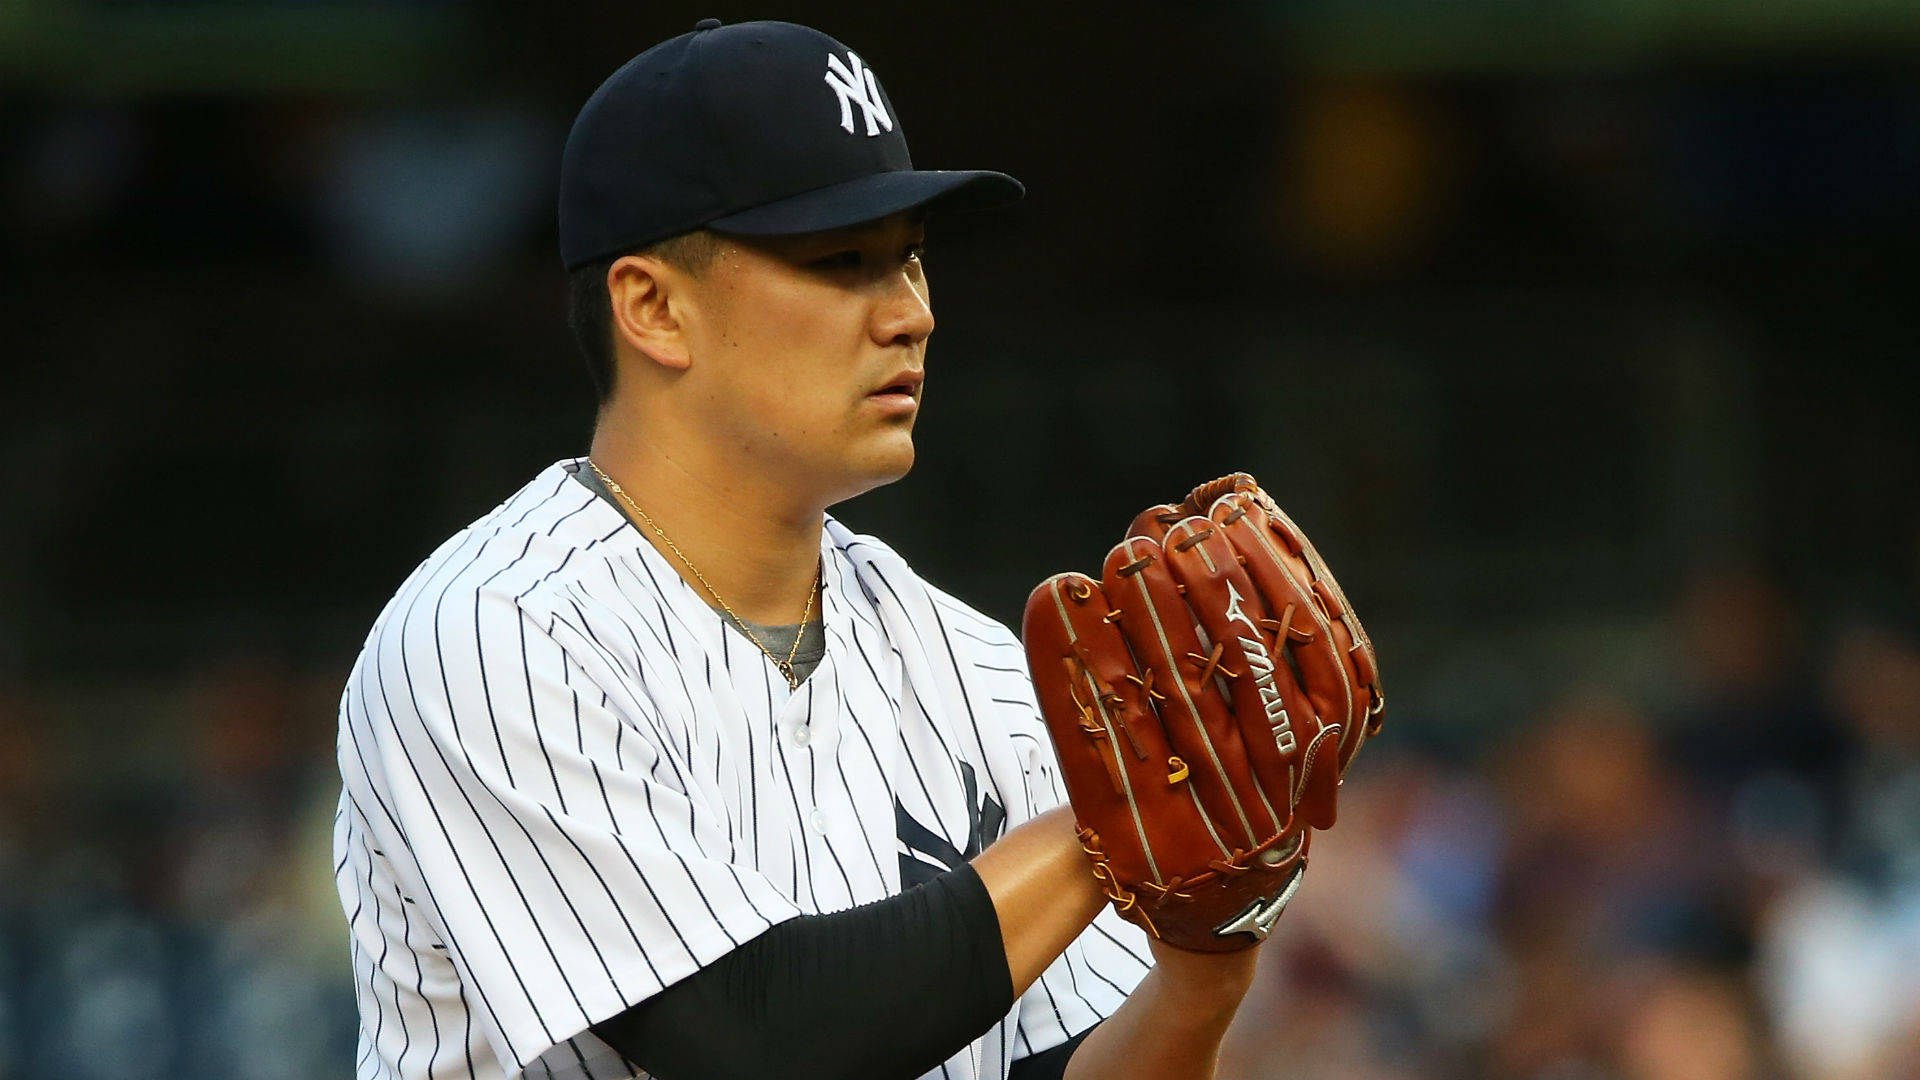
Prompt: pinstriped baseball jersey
<box><xmin>333</xmin><ymin>458</ymin><xmax>1153</xmax><ymax>1080</ymax></box>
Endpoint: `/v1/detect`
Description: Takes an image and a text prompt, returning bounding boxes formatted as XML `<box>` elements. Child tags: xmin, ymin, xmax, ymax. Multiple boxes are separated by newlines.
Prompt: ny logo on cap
<box><xmin>824</xmin><ymin>51</ymin><xmax>893</xmax><ymax>136</ymax></box>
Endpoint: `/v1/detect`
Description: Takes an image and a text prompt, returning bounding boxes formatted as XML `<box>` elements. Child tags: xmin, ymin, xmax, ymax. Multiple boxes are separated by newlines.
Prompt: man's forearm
<box><xmin>1060</xmin><ymin>945</ymin><xmax>1258</xmax><ymax>1080</ymax></box>
<box><xmin>974</xmin><ymin>806</ymin><xmax>1264</xmax><ymax>1080</ymax></box>
<box><xmin>972</xmin><ymin>805</ymin><xmax>1109</xmax><ymax>994</ymax></box>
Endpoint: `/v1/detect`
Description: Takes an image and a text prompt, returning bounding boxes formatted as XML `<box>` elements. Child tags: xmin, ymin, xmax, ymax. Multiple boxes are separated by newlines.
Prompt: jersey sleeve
<box><xmin>337</xmin><ymin>578</ymin><xmax>804</xmax><ymax>1077</ymax></box>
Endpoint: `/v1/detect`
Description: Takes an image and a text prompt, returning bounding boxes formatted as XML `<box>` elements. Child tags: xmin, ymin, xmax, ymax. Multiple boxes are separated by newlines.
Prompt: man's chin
<box><xmin>865</xmin><ymin>445</ymin><xmax>917</xmax><ymax>488</ymax></box>
<box><xmin>827</xmin><ymin>442</ymin><xmax>915</xmax><ymax>505</ymax></box>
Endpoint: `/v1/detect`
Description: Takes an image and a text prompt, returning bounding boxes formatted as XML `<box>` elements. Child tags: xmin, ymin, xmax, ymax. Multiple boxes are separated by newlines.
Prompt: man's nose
<box><xmin>872</xmin><ymin>268</ymin><xmax>934</xmax><ymax>347</ymax></box>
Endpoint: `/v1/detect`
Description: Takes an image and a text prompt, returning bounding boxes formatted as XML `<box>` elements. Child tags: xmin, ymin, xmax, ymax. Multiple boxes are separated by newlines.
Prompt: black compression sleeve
<box><xmin>591</xmin><ymin>863</ymin><xmax>1014</xmax><ymax>1080</ymax></box>
<box><xmin>1006</xmin><ymin>1023</ymin><xmax>1100</xmax><ymax>1080</ymax></box>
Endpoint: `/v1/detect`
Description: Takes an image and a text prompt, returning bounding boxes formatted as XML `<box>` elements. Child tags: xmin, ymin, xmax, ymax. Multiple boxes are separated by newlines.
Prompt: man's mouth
<box><xmin>870</xmin><ymin>371</ymin><xmax>924</xmax><ymax>399</ymax></box>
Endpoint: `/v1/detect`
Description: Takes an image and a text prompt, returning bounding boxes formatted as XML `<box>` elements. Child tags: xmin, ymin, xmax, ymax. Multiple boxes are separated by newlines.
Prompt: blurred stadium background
<box><xmin>4</xmin><ymin>1</ymin><xmax>1919</xmax><ymax>1077</ymax></box>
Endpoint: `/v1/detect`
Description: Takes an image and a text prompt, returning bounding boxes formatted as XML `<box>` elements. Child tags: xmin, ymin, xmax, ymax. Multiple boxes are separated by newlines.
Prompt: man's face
<box><xmin>678</xmin><ymin>211</ymin><xmax>933</xmax><ymax>507</ymax></box>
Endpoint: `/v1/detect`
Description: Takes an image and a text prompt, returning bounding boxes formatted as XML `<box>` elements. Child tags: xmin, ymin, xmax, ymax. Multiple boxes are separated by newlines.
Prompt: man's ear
<box><xmin>607</xmin><ymin>255</ymin><xmax>695</xmax><ymax>372</ymax></box>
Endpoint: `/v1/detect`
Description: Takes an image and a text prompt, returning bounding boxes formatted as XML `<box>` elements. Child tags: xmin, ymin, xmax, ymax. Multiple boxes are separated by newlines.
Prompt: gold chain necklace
<box><xmin>589</xmin><ymin>461</ymin><xmax>819</xmax><ymax>689</ymax></box>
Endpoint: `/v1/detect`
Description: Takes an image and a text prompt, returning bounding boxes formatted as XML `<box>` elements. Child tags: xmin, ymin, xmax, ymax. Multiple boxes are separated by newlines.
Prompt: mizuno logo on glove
<box><xmin>1213</xmin><ymin>861</ymin><xmax>1306</xmax><ymax>942</ymax></box>
<box><xmin>1224</xmin><ymin>581</ymin><xmax>1296</xmax><ymax>754</ymax></box>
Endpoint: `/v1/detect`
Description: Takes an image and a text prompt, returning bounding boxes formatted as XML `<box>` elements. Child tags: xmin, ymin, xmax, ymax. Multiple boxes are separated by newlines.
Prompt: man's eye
<box><xmin>810</xmin><ymin>244</ymin><xmax>926</xmax><ymax>271</ymax></box>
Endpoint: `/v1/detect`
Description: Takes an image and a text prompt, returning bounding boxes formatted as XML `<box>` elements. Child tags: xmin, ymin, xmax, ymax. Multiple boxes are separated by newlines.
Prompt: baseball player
<box><xmin>334</xmin><ymin>19</ymin><xmax>1286</xmax><ymax>1080</ymax></box>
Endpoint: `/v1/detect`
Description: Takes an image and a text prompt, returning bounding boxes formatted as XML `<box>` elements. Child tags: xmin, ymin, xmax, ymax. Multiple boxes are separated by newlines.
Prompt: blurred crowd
<box><xmin>1227</xmin><ymin>565</ymin><xmax>1920</xmax><ymax>1080</ymax></box>
<box><xmin>4</xmin><ymin>560</ymin><xmax>1919</xmax><ymax>1080</ymax></box>
<box><xmin>5</xmin><ymin>7</ymin><xmax>1918</xmax><ymax>1080</ymax></box>
<box><xmin>0</xmin><ymin>654</ymin><xmax>353</xmax><ymax>1080</ymax></box>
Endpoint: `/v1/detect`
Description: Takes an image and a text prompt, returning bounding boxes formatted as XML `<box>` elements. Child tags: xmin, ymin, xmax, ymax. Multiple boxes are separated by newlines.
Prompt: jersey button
<box><xmin>792</xmin><ymin>723</ymin><xmax>811</xmax><ymax>747</ymax></box>
<box><xmin>808</xmin><ymin>809</ymin><xmax>829</xmax><ymax>834</ymax></box>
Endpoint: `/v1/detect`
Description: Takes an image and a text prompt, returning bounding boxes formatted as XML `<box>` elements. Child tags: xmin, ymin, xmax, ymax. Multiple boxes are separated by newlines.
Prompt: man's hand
<box><xmin>1059</xmin><ymin>938</ymin><xmax>1263</xmax><ymax>1080</ymax></box>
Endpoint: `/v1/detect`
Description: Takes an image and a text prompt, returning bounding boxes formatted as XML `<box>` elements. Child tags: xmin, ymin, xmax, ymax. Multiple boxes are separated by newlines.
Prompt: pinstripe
<box><xmin>1050</xmin><ymin>934</ymin><xmax>1105</xmax><ymax>1031</ymax></box>
<box><xmin>363</xmin><ymin>833</ymin><xmax>391</xmax><ymax>1063</ymax></box>
<box><xmin>347</xmin><ymin>688</ymin><xmax>475</xmax><ymax>1044</ymax></box>
<box><xmin>588</xmin><ymin>759</ymin><xmax>694</xmax><ymax>969</ymax></box>
<box><xmin>473</xmin><ymin>532</ymin><xmax>538</xmax><ymax>786</ymax></box>
<box><xmin>614</xmin><ymin>553</ymin><xmax>717</xmax><ymax>770</ymax></box>
<box><xmin>700</xmin><ymin>649</ymin><xmax>739</xmax><ymax>859</ymax></box>
<box><xmin>767</xmin><ymin>662</ymin><xmax>825</xmax><ymax>912</ymax></box>
<box><xmin>633</xmin><ymin>766</ymin><xmax>752</xmax><ymax>946</ymax></box>
<box><xmin>799</xmin><ymin>678</ymin><xmax>861</xmax><ymax>902</ymax></box>
<box><xmin>1025</xmin><ymin>960</ymin><xmax>1073</xmax><ymax>1044</ymax></box>
<box><xmin>541</xmin><ymin>494</ymin><xmax>595</xmax><ymax>536</ymax></box>
<box><xmin>355</xmin><ymin>1001</ymin><xmax>374</xmax><ymax>1077</ymax></box>
<box><xmin>1088</xmin><ymin>920</ymin><xmax>1155</xmax><ymax>972</ymax></box>
<box><xmin>945</xmin><ymin>621</ymin><xmax>1002</xmax><ymax>646</ymax></box>
<box><xmin>568</xmin><ymin>575</ymin><xmax>703</xmax><ymax>787</ymax></box>
<box><xmin>555</xmin><ymin>593</ymin><xmax>695</xmax><ymax>797</ymax></box>
<box><xmin>830</xmin><ymin>673</ymin><xmax>894</xmax><ymax>886</ymax></box>
<box><xmin>394</xmin><ymin>600</ymin><xmax>559</xmax><ymax>1056</ymax></box>
<box><xmin>860</xmin><ymin>563</ymin><xmax>990</xmax><ymax>821</ymax></box>
<box><xmin>831</xmin><ymin>620</ymin><xmax>902</xmax><ymax>712</ymax></box>
<box><xmin>1073</xmin><ymin>936</ymin><xmax>1135</xmax><ymax>1000</ymax></box>
<box><xmin>390</xmin><ymin>877</ymin><xmax>420</xmax><ymax>1075</ymax></box>
<box><xmin>727</xmin><ymin>630</ymin><xmax>764</xmax><ymax>868</ymax></box>
<box><xmin>375</xmin><ymin>530</ymin><xmax>541</xmax><ymax>1059</ymax></box>
<box><xmin>925</xmin><ymin>601</ymin><xmax>1013</xmax><ymax>826</ymax></box>
<box><xmin>510</xmin><ymin>475</ymin><xmax>576</xmax><ymax>529</ymax></box>
<box><xmin>337</xmin><ymin>460</ymin><xmax>1144</xmax><ymax>1079</ymax></box>
<box><xmin>431</xmin><ymin>547</ymin><xmax>612</xmax><ymax>1022</ymax></box>
<box><xmin>522</xmin><ymin>608</ymin><xmax>571</xmax><ymax>813</ymax></box>
<box><xmin>515</xmin><ymin>545</ymin><xmax>580</xmax><ymax>604</ymax></box>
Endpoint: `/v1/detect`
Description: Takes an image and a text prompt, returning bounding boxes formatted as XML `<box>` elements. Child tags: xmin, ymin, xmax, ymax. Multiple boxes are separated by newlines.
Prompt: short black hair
<box><xmin>566</xmin><ymin>230</ymin><xmax>723</xmax><ymax>407</ymax></box>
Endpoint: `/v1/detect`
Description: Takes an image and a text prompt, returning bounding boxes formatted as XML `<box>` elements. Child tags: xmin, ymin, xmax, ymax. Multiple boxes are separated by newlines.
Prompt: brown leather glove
<box><xmin>1022</xmin><ymin>474</ymin><xmax>1383</xmax><ymax>952</ymax></box>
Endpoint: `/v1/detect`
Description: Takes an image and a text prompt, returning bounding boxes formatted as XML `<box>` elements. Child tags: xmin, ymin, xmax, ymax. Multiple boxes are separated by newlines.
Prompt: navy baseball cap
<box><xmin>558</xmin><ymin>18</ymin><xmax>1025</xmax><ymax>270</ymax></box>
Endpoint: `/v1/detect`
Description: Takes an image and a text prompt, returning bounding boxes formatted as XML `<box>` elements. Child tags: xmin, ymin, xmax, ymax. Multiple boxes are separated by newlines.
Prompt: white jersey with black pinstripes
<box><xmin>333</xmin><ymin>457</ymin><xmax>1153</xmax><ymax>1080</ymax></box>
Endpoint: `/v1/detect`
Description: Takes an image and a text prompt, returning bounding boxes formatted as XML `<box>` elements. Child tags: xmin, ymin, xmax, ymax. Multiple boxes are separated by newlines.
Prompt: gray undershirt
<box><xmin>568</xmin><ymin>461</ymin><xmax>826</xmax><ymax>683</ymax></box>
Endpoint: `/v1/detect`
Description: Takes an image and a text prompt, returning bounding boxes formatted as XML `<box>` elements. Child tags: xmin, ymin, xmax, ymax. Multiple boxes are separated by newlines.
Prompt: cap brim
<box><xmin>705</xmin><ymin>169</ymin><xmax>1023</xmax><ymax>236</ymax></box>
